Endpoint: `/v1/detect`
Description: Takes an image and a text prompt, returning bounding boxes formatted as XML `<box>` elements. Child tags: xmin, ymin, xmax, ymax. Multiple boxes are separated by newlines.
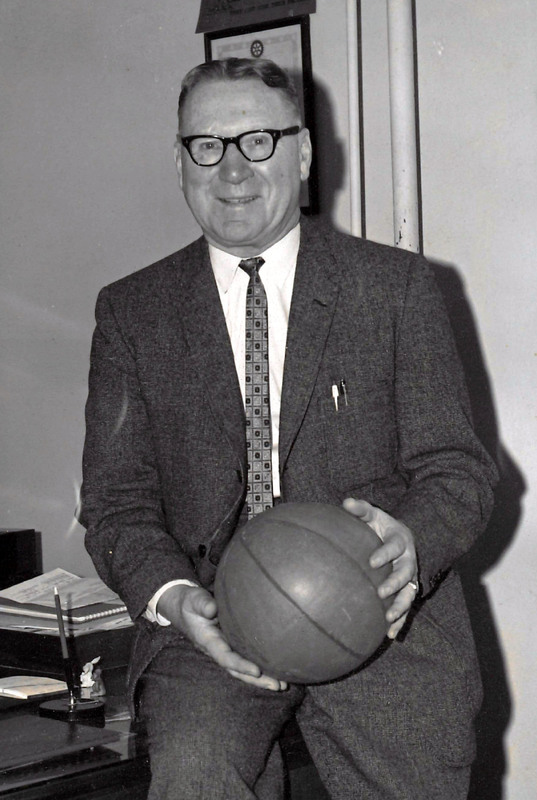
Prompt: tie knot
<box><xmin>238</xmin><ymin>257</ymin><xmax>265</xmax><ymax>278</ymax></box>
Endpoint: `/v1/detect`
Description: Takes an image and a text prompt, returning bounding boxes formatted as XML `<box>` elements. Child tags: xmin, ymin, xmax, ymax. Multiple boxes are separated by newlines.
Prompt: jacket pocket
<box><xmin>320</xmin><ymin>379</ymin><xmax>397</xmax><ymax>491</ymax></box>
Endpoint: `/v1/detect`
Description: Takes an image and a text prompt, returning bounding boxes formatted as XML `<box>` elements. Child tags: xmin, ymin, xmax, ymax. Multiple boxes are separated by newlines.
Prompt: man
<box><xmin>80</xmin><ymin>58</ymin><xmax>497</xmax><ymax>799</ymax></box>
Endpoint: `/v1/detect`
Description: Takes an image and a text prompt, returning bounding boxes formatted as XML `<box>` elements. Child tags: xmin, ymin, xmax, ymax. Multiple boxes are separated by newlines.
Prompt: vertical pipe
<box><xmin>387</xmin><ymin>0</ymin><xmax>420</xmax><ymax>251</ymax></box>
<box><xmin>347</xmin><ymin>0</ymin><xmax>362</xmax><ymax>237</ymax></box>
<box><xmin>356</xmin><ymin>1</ymin><xmax>367</xmax><ymax>239</ymax></box>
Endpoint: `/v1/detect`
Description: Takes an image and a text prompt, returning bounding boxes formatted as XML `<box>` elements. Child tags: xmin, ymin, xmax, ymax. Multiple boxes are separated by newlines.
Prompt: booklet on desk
<box><xmin>0</xmin><ymin>676</ymin><xmax>68</xmax><ymax>700</ymax></box>
<box><xmin>0</xmin><ymin>567</ymin><xmax>127</xmax><ymax>623</ymax></box>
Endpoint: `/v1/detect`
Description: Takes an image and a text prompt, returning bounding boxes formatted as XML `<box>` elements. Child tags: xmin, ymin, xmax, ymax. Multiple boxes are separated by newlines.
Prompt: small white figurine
<box><xmin>80</xmin><ymin>656</ymin><xmax>105</xmax><ymax>699</ymax></box>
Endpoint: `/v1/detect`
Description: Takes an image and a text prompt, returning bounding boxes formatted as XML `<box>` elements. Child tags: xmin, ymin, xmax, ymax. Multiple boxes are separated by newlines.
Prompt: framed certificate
<box><xmin>205</xmin><ymin>17</ymin><xmax>318</xmax><ymax>213</ymax></box>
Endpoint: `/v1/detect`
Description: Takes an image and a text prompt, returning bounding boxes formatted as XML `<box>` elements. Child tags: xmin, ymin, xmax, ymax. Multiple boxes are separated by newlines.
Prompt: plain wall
<box><xmin>417</xmin><ymin>5</ymin><xmax>536</xmax><ymax>798</ymax></box>
<box><xmin>1</xmin><ymin>0</ymin><xmax>204</xmax><ymax>576</ymax></box>
<box><xmin>1</xmin><ymin>1</ymin><xmax>535</xmax><ymax>796</ymax></box>
<box><xmin>360</xmin><ymin>3</ymin><xmax>536</xmax><ymax>797</ymax></box>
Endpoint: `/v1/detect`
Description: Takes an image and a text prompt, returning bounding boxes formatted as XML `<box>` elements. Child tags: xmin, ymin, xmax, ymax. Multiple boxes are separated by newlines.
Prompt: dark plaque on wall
<box><xmin>196</xmin><ymin>0</ymin><xmax>316</xmax><ymax>34</ymax></box>
<box><xmin>0</xmin><ymin>528</ymin><xmax>42</xmax><ymax>590</ymax></box>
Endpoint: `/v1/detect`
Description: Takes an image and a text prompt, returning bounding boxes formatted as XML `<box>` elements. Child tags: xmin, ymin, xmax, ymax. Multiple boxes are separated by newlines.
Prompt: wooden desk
<box><xmin>0</xmin><ymin>624</ymin><xmax>328</xmax><ymax>800</ymax></box>
<box><xmin>0</xmin><ymin>696</ymin><xmax>150</xmax><ymax>800</ymax></box>
<box><xmin>0</xmin><ymin>698</ymin><xmax>329</xmax><ymax>800</ymax></box>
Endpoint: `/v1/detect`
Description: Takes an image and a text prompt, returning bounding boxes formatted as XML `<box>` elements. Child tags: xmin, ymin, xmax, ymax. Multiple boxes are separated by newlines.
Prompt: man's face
<box><xmin>175</xmin><ymin>78</ymin><xmax>312</xmax><ymax>257</ymax></box>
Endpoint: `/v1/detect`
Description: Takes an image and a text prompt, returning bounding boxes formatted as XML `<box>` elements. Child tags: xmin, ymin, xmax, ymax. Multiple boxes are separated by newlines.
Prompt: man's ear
<box><xmin>174</xmin><ymin>139</ymin><xmax>183</xmax><ymax>190</ymax></box>
<box><xmin>298</xmin><ymin>128</ymin><xmax>312</xmax><ymax>182</ymax></box>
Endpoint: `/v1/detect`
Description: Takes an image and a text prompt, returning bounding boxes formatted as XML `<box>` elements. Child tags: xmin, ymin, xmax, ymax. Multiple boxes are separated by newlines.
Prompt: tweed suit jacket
<box><xmin>80</xmin><ymin>217</ymin><xmax>497</xmax><ymax>697</ymax></box>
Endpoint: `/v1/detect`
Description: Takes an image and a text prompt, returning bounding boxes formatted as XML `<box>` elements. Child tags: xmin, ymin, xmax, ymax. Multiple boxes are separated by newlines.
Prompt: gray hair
<box><xmin>178</xmin><ymin>58</ymin><xmax>301</xmax><ymax>130</ymax></box>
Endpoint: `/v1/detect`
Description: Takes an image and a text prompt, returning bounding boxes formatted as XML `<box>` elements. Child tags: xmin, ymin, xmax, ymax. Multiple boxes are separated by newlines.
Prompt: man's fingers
<box><xmin>188</xmin><ymin>588</ymin><xmax>218</xmax><ymax>619</ymax></box>
<box><xmin>212</xmin><ymin>644</ymin><xmax>261</xmax><ymax>678</ymax></box>
<box><xmin>342</xmin><ymin>497</ymin><xmax>374</xmax><ymax>521</ymax></box>
<box><xmin>159</xmin><ymin>585</ymin><xmax>280</xmax><ymax>689</ymax></box>
<box><xmin>386</xmin><ymin>581</ymin><xmax>417</xmax><ymax>618</ymax></box>
<box><xmin>387</xmin><ymin>612</ymin><xmax>409</xmax><ymax>640</ymax></box>
<box><xmin>369</xmin><ymin>537</ymin><xmax>405</xmax><ymax>568</ymax></box>
<box><xmin>204</xmin><ymin>628</ymin><xmax>285</xmax><ymax>690</ymax></box>
<box><xmin>196</xmin><ymin>623</ymin><xmax>262</xmax><ymax>677</ymax></box>
<box><xmin>384</xmin><ymin>579</ymin><xmax>420</xmax><ymax>638</ymax></box>
<box><xmin>377</xmin><ymin>563</ymin><xmax>416</xmax><ymax>599</ymax></box>
<box><xmin>227</xmin><ymin>670</ymin><xmax>287</xmax><ymax>692</ymax></box>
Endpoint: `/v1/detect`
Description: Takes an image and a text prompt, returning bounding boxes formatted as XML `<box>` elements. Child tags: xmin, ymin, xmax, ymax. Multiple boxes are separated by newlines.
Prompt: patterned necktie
<box><xmin>238</xmin><ymin>257</ymin><xmax>273</xmax><ymax>518</ymax></box>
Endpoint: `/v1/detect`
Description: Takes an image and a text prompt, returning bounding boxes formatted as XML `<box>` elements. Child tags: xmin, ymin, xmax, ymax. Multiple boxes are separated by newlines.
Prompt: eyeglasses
<box><xmin>180</xmin><ymin>126</ymin><xmax>301</xmax><ymax>167</ymax></box>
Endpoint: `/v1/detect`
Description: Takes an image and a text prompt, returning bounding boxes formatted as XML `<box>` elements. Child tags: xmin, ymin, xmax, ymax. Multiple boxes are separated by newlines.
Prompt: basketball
<box><xmin>214</xmin><ymin>502</ymin><xmax>392</xmax><ymax>684</ymax></box>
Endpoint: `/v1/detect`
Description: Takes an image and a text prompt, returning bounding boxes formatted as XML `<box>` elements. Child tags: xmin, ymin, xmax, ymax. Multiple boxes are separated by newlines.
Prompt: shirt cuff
<box><xmin>144</xmin><ymin>579</ymin><xmax>199</xmax><ymax>626</ymax></box>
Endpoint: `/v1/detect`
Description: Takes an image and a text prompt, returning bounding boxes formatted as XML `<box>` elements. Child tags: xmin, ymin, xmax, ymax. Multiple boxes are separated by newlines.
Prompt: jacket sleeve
<box><xmin>389</xmin><ymin>257</ymin><xmax>498</xmax><ymax>596</ymax></box>
<box><xmin>79</xmin><ymin>286</ymin><xmax>199</xmax><ymax>620</ymax></box>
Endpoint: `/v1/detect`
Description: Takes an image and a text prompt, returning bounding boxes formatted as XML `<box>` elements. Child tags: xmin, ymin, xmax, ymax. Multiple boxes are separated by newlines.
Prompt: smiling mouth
<box><xmin>219</xmin><ymin>196</ymin><xmax>258</xmax><ymax>205</ymax></box>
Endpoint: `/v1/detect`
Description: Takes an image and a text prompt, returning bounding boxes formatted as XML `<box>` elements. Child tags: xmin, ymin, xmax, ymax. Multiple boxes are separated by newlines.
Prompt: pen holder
<box><xmin>44</xmin><ymin>585</ymin><xmax>106</xmax><ymax>724</ymax></box>
<box><xmin>39</xmin><ymin>696</ymin><xmax>106</xmax><ymax>724</ymax></box>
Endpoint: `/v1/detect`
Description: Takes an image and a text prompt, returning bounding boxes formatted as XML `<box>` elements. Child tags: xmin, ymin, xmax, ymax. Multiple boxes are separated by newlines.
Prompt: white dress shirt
<box><xmin>145</xmin><ymin>224</ymin><xmax>300</xmax><ymax>624</ymax></box>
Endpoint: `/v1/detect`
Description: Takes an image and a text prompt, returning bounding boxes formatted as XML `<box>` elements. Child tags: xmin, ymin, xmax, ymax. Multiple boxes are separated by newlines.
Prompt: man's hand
<box><xmin>343</xmin><ymin>498</ymin><xmax>419</xmax><ymax>639</ymax></box>
<box><xmin>157</xmin><ymin>584</ymin><xmax>287</xmax><ymax>691</ymax></box>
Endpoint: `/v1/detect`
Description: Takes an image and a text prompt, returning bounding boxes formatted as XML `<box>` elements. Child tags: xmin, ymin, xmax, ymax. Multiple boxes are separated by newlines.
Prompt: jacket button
<box><xmin>198</xmin><ymin>544</ymin><xmax>207</xmax><ymax>558</ymax></box>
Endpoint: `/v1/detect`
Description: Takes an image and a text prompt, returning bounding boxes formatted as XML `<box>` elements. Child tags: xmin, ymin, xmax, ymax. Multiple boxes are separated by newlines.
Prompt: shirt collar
<box><xmin>209</xmin><ymin>223</ymin><xmax>300</xmax><ymax>295</ymax></box>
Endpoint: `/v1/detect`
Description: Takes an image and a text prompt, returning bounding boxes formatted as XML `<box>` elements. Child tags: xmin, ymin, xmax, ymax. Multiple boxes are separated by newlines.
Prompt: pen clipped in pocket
<box><xmin>320</xmin><ymin>379</ymin><xmax>397</xmax><ymax>488</ymax></box>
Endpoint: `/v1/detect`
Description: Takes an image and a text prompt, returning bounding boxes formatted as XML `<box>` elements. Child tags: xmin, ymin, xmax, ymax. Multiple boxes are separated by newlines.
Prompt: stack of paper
<box><xmin>0</xmin><ymin>568</ymin><xmax>133</xmax><ymax>636</ymax></box>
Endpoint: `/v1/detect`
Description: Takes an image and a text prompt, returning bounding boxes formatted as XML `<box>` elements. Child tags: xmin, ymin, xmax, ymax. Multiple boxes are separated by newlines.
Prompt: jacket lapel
<box><xmin>172</xmin><ymin>240</ymin><xmax>246</xmax><ymax>467</ymax></box>
<box><xmin>169</xmin><ymin>225</ymin><xmax>342</xmax><ymax>482</ymax></box>
<box><xmin>279</xmin><ymin>221</ymin><xmax>341</xmax><ymax>472</ymax></box>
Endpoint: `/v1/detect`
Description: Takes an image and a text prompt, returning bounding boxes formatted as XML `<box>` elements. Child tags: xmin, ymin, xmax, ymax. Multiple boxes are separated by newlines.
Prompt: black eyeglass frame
<box><xmin>180</xmin><ymin>126</ymin><xmax>301</xmax><ymax>166</ymax></box>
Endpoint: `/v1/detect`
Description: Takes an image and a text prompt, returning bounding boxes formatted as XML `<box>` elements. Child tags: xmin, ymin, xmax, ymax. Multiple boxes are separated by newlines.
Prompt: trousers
<box><xmin>139</xmin><ymin>574</ymin><xmax>481</xmax><ymax>800</ymax></box>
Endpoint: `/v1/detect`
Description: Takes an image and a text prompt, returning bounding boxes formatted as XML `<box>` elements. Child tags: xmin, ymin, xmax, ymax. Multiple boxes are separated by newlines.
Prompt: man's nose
<box><xmin>218</xmin><ymin>143</ymin><xmax>253</xmax><ymax>183</ymax></box>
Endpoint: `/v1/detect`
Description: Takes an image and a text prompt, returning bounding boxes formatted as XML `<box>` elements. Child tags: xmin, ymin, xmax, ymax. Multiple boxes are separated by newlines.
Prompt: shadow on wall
<box><xmin>309</xmin><ymin>70</ymin><xmax>522</xmax><ymax>799</ymax></box>
<box><xmin>310</xmin><ymin>77</ymin><xmax>346</xmax><ymax>221</ymax></box>
<box><xmin>431</xmin><ymin>261</ymin><xmax>525</xmax><ymax>800</ymax></box>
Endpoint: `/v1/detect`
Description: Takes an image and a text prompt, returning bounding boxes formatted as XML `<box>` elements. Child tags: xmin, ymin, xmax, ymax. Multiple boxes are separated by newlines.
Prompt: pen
<box><xmin>54</xmin><ymin>586</ymin><xmax>77</xmax><ymax>709</ymax></box>
<box><xmin>340</xmin><ymin>380</ymin><xmax>348</xmax><ymax>406</ymax></box>
<box><xmin>331</xmin><ymin>383</ymin><xmax>339</xmax><ymax>412</ymax></box>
